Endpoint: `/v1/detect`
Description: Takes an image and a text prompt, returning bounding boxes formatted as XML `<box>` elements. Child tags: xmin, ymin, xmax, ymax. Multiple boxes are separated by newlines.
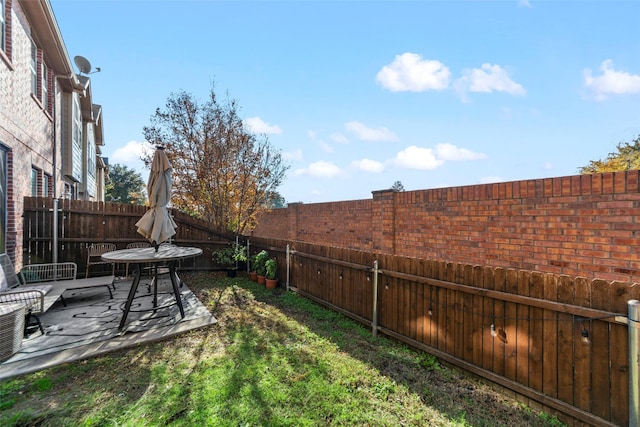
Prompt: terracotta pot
<box><xmin>257</xmin><ymin>275</ymin><xmax>266</xmax><ymax>285</ymax></box>
<box><xmin>265</xmin><ymin>278</ymin><xmax>278</xmax><ymax>289</ymax></box>
<box><xmin>249</xmin><ymin>271</ymin><xmax>258</xmax><ymax>282</ymax></box>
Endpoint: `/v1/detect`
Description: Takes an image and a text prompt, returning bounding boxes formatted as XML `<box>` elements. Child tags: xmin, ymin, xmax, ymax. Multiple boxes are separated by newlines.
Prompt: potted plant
<box><xmin>231</xmin><ymin>242</ymin><xmax>247</xmax><ymax>268</ymax></box>
<box><xmin>248</xmin><ymin>253</ymin><xmax>258</xmax><ymax>282</ymax></box>
<box><xmin>212</xmin><ymin>242</ymin><xmax>246</xmax><ymax>277</ymax></box>
<box><xmin>265</xmin><ymin>258</ymin><xmax>278</xmax><ymax>289</ymax></box>
<box><xmin>254</xmin><ymin>250</ymin><xmax>269</xmax><ymax>285</ymax></box>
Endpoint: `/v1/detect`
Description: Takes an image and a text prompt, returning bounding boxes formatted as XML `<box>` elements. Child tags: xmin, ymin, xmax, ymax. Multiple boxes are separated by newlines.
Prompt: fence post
<box><xmin>372</xmin><ymin>260</ymin><xmax>379</xmax><ymax>337</ymax></box>
<box><xmin>235</xmin><ymin>235</ymin><xmax>240</xmax><ymax>271</ymax></box>
<box><xmin>52</xmin><ymin>198</ymin><xmax>58</xmax><ymax>264</ymax></box>
<box><xmin>246</xmin><ymin>239</ymin><xmax>251</xmax><ymax>273</ymax></box>
<box><xmin>629</xmin><ymin>300</ymin><xmax>640</xmax><ymax>427</ymax></box>
<box><xmin>286</xmin><ymin>244</ymin><xmax>290</xmax><ymax>292</ymax></box>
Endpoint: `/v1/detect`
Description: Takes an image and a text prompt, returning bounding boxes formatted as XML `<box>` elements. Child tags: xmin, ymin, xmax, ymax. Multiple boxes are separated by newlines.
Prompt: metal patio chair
<box><xmin>124</xmin><ymin>241</ymin><xmax>152</xmax><ymax>279</ymax></box>
<box><xmin>85</xmin><ymin>243</ymin><xmax>117</xmax><ymax>279</ymax></box>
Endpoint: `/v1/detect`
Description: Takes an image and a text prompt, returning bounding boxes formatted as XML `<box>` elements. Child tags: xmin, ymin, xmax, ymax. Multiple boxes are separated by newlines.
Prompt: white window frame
<box><xmin>71</xmin><ymin>93</ymin><xmax>83</xmax><ymax>180</ymax></box>
<box><xmin>31</xmin><ymin>167</ymin><xmax>38</xmax><ymax>196</ymax></box>
<box><xmin>41</xmin><ymin>61</ymin><xmax>49</xmax><ymax>111</ymax></box>
<box><xmin>30</xmin><ymin>41</ymin><xmax>37</xmax><ymax>95</ymax></box>
<box><xmin>43</xmin><ymin>173</ymin><xmax>50</xmax><ymax>197</ymax></box>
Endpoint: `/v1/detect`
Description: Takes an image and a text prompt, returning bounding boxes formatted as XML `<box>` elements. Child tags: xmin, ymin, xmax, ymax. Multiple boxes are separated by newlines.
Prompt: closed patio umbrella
<box><xmin>135</xmin><ymin>146</ymin><xmax>177</xmax><ymax>250</ymax></box>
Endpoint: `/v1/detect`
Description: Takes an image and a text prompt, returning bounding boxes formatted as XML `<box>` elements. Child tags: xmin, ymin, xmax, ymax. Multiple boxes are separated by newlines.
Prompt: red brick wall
<box><xmin>251</xmin><ymin>171</ymin><xmax>640</xmax><ymax>282</ymax></box>
<box><xmin>252</xmin><ymin>199</ymin><xmax>373</xmax><ymax>250</ymax></box>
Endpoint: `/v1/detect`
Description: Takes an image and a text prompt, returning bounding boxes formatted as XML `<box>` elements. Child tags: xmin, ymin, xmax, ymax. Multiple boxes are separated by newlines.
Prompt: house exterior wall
<box><xmin>251</xmin><ymin>171</ymin><xmax>640</xmax><ymax>283</ymax></box>
<box><xmin>0</xmin><ymin>0</ymin><xmax>105</xmax><ymax>266</ymax></box>
<box><xmin>0</xmin><ymin>0</ymin><xmax>53</xmax><ymax>266</ymax></box>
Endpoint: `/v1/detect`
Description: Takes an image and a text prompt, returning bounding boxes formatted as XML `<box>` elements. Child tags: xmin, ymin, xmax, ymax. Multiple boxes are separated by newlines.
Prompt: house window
<box><xmin>0</xmin><ymin>146</ymin><xmax>7</xmax><ymax>253</ymax></box>
<box><xmin>71</xmin><ymin>93</ymin><xmax>83</xmax><ymax>180</ymax></box>
<box><xmin>43</xmin><ymin>173</ymin><xmax>50</xmax><ymax>197</ymax></box>
<box><xmin>31</xmin><ymin>167</ymin><xmax>38</xmax><ymax>196</ymax></box>
<box><xmin>30</xmin><ymin>41</ymin><xmax>37</xmax><ymax>95</ymax></box>
<box><xmin>0</xmin><ymin>0</ymin><xmax>11</xmax><ymax>61</ymax></box>
<box><xmin>63</xmin><ymin>182</ymin><xmax>76</xmax><ymax>200</ymax></box>
<box><xmin>0</xmin><ymin>0</ymin><xmax>6</xmax><ymax>55</ymax></box>
<box><xmin>41</xmin><ymin>61</ymin><xmax>49</xmax><ymax>111</ymax></box>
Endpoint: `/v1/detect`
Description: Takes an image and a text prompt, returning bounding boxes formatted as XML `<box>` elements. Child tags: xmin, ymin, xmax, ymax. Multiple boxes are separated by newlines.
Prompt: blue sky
<box><xmin>52</xmin><ymin>0</ymin><xmax>640</xmax><ymax>204</ymax></box>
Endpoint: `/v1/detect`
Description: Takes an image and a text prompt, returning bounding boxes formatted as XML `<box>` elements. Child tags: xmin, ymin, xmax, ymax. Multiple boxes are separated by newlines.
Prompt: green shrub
<box><xmin>265</xmin><ymin>258</ymin><xmax>277</xmax><ymax>280</ymax></box>
<box><xmin>212</xmin><ymin>242</ymin><xmax>246</xmax><ymax>268</ymax></box>
<box><xmin>254</xmin><ymin>250</ymin><xmax>269</xmax><ymax>276</ymax></box>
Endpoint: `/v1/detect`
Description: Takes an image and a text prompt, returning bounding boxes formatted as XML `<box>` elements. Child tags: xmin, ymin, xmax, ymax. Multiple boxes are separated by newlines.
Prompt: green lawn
<box><xmin>0</xmin><ymin>273</ymin><xmax>565</xmax><ymax>426</ymax></box>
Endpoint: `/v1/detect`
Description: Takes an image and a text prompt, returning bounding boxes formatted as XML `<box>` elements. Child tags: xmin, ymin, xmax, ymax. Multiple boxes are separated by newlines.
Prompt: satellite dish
<box><xmin>74</xmin><ymin>55</ymin><xmax>92</xmax><ymax>74</ymax></box>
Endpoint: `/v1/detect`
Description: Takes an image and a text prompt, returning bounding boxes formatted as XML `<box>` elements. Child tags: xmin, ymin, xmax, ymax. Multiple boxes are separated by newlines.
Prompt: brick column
<box><xmin>288</xmin><ymin>202</ymin><xmax>302</xmax><ymax>241</ymax></box>
<box><xmin>371</xmin><ymin>189</ymin><xmax>396</xmax><ymax>254</ymax></box>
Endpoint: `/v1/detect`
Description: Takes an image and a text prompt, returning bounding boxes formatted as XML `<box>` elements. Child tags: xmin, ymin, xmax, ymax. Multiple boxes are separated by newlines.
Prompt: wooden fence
<box><xmin>21</xmin><ymin>197</ymin><xmax>235</xmax><ymax>274</ymax></box>
<box><xmin>248</xmin><ymin>237</ymin><xmax>637</xmax><ymax>427</ymax></box>
<box><xmin>22</xmin><ymin>198</ymin><xmax>637</xmax><ymax>426</ymax></box>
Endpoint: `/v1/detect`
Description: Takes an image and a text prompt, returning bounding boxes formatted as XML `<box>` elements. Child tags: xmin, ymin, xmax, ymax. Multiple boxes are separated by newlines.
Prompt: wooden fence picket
<box><xmin>493</xmin><ymin>267</ymin><xmax>507</xmax><ymax>378</ymax></box>
<box><xmin>528</xmin><ymin>272</ymin><xmax>545</xmax><ymax>394</ymax></box>
<box><xmin>573</xmin><ymin>277</ymin><xmax>591</xmax><ymax>413</ymax></box>
<box><xmin>504</xmin><ymin>268</ymin><xmax>518</xmax><ymax>382</ymax></box>
<box><xmin>481</xmin><ymin>266</ymin><xmax>494</xmax><ymax>372</ymax></box>
<box><xmin>516</xmin><ymin>270</ymin><xmax>531</xmax><ymax>387</ymax></box>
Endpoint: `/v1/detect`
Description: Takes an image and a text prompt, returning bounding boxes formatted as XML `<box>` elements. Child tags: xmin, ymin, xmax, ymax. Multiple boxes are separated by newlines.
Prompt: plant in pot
<box><xmin>213</xmin><ymin>242</ymin><xmax>247</xmax><ymax>277</ymax></box>
<box><xmin>265</xmin><ymin>258</ymin><xmax>278</xmax><ymax>289</ymax></box>
<box><xmin>231</xmin><ymin>242</ymin><xmax>247</xmax><ymax>271</ymax></box>
<box><xmin>254</xmin><ymin>250</ymin><xmax>269</xmax><ymax>285</ymax></box>
<box><xmin>248</xmin><ymin>253</ymin><xmax>258</xmax><ymax>282</ymax></box>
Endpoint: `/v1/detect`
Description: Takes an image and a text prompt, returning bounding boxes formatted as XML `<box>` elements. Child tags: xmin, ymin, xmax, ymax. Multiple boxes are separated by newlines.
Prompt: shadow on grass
<box><xmin>212</xmin><ymin>274</ymin><xmax>564</xmax><ymax>427</ymax></box>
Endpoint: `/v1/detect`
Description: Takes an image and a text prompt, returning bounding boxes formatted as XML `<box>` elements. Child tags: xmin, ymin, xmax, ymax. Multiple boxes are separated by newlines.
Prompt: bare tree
<box><xmin>142</xmin><ymin>84</ymin><xmax>289</xmax><ymax>233</ymax></box>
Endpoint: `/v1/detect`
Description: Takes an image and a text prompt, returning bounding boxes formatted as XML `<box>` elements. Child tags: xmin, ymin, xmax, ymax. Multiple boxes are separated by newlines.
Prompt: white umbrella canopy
<box><xmin>135</xmin><ymin>146</ymin><xmax>177</xmax><ymax>249</ymax></box>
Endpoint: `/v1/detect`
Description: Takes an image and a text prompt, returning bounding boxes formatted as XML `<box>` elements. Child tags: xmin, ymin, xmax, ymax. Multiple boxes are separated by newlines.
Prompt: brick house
<box><xmin>0</xmin><ymin>0</ymin><xmax>107</xmax><ymax>266</ymax></box>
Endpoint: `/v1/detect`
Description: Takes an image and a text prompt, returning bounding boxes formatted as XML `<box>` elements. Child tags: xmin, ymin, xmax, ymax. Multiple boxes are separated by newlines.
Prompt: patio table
<box><xmin>101</xmin><ymin>246</ymin><xmax>202</xmax><ymax>330</ymax></box>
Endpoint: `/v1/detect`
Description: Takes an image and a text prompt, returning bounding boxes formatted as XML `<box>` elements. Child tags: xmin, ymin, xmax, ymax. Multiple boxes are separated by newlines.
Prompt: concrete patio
<box><xmin>0</xmin><ymin>274</ymin><xmax>217</xmax><ymax>380</ymax></box>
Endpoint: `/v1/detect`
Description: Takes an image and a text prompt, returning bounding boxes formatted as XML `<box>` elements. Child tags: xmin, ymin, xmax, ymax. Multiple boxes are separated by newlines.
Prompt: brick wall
<box><xmin>252</xmin><ymin>199</ymin><xmax>373</xmax><ymax>250</ymax></box>
<box><xmin>251</xmin><ymin>171</ymin><xmax>640</xmax><ymax>282</ymax></box>
<box><xmin>0</xmin><ymin>0</ymin><xmax>59</xmax><ymax>267</ymax></box>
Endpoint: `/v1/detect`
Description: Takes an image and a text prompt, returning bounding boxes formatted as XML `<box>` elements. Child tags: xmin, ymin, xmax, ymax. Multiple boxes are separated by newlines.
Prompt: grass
<box><xmin>0</xmin><ymin>272</ymin><xmax>566</xmax><ymax>426</ymax></box>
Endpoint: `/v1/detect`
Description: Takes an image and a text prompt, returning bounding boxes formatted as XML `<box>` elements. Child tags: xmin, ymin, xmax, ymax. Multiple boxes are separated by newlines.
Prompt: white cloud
<box><xmin>376</xmin><ymin>52</ymin><xmax>451</xmax><ymax>92</ymax></box>
<box><xmin>518</xmin><ymin>0</ymin><xmax>531</xmax><ymax>7</ymax></box>
<box><xmin>351</xmin><ymin>158</ymin><xmax>385</xmax><ymax>173</ymax></box>
<box><xmin>111</xmin><ymin>140</ymin><xmax>150</xmax><ymax>164</ymax></box>
<box><xmin>435</xmin><ymin>143</ymin><xmax>487</xmax><ymax>161</ymax></box>
<box><xmin>455</xmin><ymin>63</ymin><xmax>526</xmax><ymax>101</ymax></box>
<box><xmin>320</xmin><ymin>142</ymin><xmax>334</xmax><ymax>153</ymax></box>
<box><xmin>392</xmin><ymin>146</ymin><xmax>444</xmax><ymax>170</ymax></box>
<box><xmin>390</xmin><ymin>143</ymin><xmax>487</xmax><ymax>170</ymax></box>
<box><xmin>109</xmin><ymin>141</ymin><xmax>153</xmax><ymax>178</ymax></box>
<box><xmin>329</xmin><ymin>133</ymin><xmax>349</xmax><ymax>144</ymax></box>
<box><xmin>244</xmin><ymin>116</ymin><xmax>282</xmax><ymax>134</ymax></box>
<box><xmin>345</xmin><ymin>121</ymin><xmax>399</xmax><ymax>142</ymax></box>
<box><xmin>293</xmin><ymin>161</ymin><xmax>342</xmax><ymax>178</ymax></box>
<box><xmin>583</xmin><ymin>59</ymin><xmax>640</xmax><ymax>100</ymax></box>
<box><xmin>282</xmin><ymin>148</ymin><xmax>303</xmax><ymax>161</ymax></box>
